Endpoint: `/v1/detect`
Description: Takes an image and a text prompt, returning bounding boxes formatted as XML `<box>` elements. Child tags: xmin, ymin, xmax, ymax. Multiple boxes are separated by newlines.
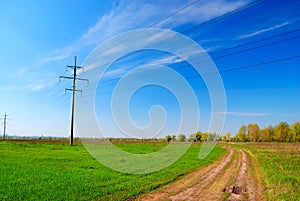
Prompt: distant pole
<box><xmin>70</xmin><ymin>57</ymin><xmax>76</xmax><ymax>146</ymax></box>
<box><xmin>2</xmin><ymin>112</ymin><xmax>8</xmax><ymax>140</ymax></box>
<box><xmin>59</xmin><ymin>56</ymin><xmax>88</xmax><ymax>145</ymax></box>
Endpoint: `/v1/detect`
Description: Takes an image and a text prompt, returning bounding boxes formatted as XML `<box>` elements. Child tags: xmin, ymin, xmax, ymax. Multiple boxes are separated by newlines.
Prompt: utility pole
<box><xmin>1</xmin><ymin>112</ymin><xmax>8</xmax><ymax>140</ymax></box>
<box><xmin>59</xmin><ymin>56</ymin><xmax>88</xmax><ymax>145</ymax></box>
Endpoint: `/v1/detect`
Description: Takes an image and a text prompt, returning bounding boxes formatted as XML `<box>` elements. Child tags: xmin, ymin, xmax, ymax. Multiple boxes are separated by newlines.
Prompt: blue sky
<box><xmin>0</xmin><ymin>0</ymin><xmax>299</xmax><ymax>138</ymax></box>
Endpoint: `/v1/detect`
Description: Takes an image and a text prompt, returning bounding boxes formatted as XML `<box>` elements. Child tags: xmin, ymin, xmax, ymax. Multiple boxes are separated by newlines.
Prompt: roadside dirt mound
<box><xmin>135</xmin><ymin>146</ymin><xmax>264</xmax><ymax>201</ymax></box>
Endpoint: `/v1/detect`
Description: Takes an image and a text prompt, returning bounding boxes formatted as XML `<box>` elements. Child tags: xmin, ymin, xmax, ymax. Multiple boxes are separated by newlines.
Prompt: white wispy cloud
<box><xmin>35</xmin><ymin>53</ymin><xmax>70</xmax><ymax>66</ymax></box>
<box><xmin>102</xmin><ymin>55</ymin><xmax>184</xmax><ymax>78</ymax></box>
<box><xmin>12</xmin><ymin>67</ymin><xmax>28</xmax><ymax>79</ymax></box>
<box><xmin>147</xmin><ymin>55</ymin><xmax>184</xmax><ymax>65</ymax></box>
<box><xmin>24</xmin><ymin>83</ymin><xmax>46</xmax><ymax>92</ymax></box>
<box><xmin>214</xmin><ymin>111</ymin><xmax>271</xmax><ymax>117</ymax></box>
<box><xmin>157</xmin><ymin>0</ymin><xmax>248</xmax><ymax>28</ymax></box>
<box><xmin>103</xmin><ymin>68</ymin><xmax>127</xmax><ymax>78</ymax></box>
<box><xmin>282</xmin><ymin>114</ymin><xmax>295</xmax><ymax>117</ymax></box>
<box><xmin>0</xmin><ymin>84</ymin><xmax>17</xmax><ymax>91</ymax></box>
<box><xmin>237</xmin><ymin>21</ymin><xmax>291</xmax><ymax>39</ymax></box>
<box><xmin>10</xmin><ymin>0</ymin><xmax>253</xmax><ymax>95</ymax></box>
<box><xmin>35</xmin><ymin>0</ymin><xmax>249</xmax><ymax>66</ymax></box>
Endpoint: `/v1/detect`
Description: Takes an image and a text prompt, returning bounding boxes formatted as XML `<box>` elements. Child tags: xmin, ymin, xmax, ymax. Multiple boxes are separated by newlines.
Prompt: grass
<box><xmin>235</xmin><ymin>143</ymin><xmax>300</xmax><ymax>201</ymax></box>
<box><xmin>0</xmin><ymin>141</ymin><xmax>226</xmax><ymax>201</ymax></box>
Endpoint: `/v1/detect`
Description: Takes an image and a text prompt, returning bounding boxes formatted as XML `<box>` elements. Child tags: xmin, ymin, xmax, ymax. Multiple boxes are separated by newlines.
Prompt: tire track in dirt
<box><xmin>170</xmin><ymin>148</ymin><xmax>234</xmax><ymax>201</ymax></box>
<box><xmin>136</xmin><ymin>147</ymin><xmax>233</xmax><ymax>201</ymax></box>
<box><xmin>223</xmin><ymin>149</ymin><xmax>265</xmax><ymax>201</ymax></box>
<box><xmin>194</xmin><ymin>149</ymin><xmax>241</xmax><ymax>201</ymax></box>
<box><xmin>243</xmin><ymin>150</ymin><xmax>265</xmax><ymax>201</ymax></box>
<box><xmin>135</xmin><ymin>146</ymin><xmax>264</xmax><ymax>201</ymax></box>
<box><xmin>226</xmin><ymin>150</ymin><xmax>248</xmax><ymax>201</ymax></box>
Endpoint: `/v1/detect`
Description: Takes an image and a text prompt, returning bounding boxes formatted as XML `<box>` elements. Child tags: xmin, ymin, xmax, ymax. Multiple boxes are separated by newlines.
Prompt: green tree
<box><xmin>267</xmin><ymin>125</ymin><xmax>274</xmax><ymax>141</ymax></box>
<box><xmin>248</xmin><ymin>123</ymin><xmax>260</xmax><ymax>142</ymax></box>
<box><xmin>207</xmin><ymin>133</ymin><xmax>220</xmax><ymax>141</ymax></box>
<box><xmin>222</xmin><ymin>132</ymin><xmax>231</xmax><ymax>142</ymax></box>
<box><xmin>274</xmin><ymin>122</ymin><xmax>290</xmax><ymax>142</ymax></box>
<box><xmin>206</xmin><ymin>132</ymin><xmax>212</xmax><ymax>141</ymax></box>
<box><xmin>201</xmin><ymin>132</ymin><xmax>208</xmax><ymax>142</ymax></box>
<box><xmin>195</xmin><ymin>131</ymin><xmax>202</xmax><ymax>142</ymax></box>
<box><xmin>165</xmin><ymin>135</ymin><xmax>171</xmax><ymax>142</ymax></box>
<box><xmin>236</xmin><ymin>125</ymin><xmax>248</xmax><ymax>142</ymax></box>
<box><xmin>177</xmin><ymin>134</ymin><xmax>186</xmax><ymax>142</ymax></box>
<box><xmin>187</xmin><ymin>133</ymin><xmax>196</xmax><ymax>142</ymax></box>
<box><xmin>289</xmin><ymin>122</ymin><xmax>300</xmax><ymax>142</ymax></box>
<box><xmin>258</xmin><ymin>127</ymin><xmax>272</xmax><ymax>142</ymax></box>
<box><xmin>188</xmin><ymin>131</ymin><xmax>202</xmax><ymax>142</ymax></box>
<box><xmin>171</xmin><ymin>135</ymin><xmax>176</xmax><ymax>142</ymax></box>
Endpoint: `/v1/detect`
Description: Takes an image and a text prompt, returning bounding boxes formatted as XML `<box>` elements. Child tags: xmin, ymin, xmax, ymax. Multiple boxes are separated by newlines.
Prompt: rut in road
<box><xmin>136</xmin><ymin>146</ymin><xmax>264</xmax><ymax>201</ymax></box>
<box><xmin>170</xmin><ymin>148</ymin><xmax>234</xmax><ymax>201</ymax></box>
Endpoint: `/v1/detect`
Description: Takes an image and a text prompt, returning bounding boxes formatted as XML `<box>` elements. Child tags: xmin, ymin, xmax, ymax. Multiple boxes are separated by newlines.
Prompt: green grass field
<box><xmin>1</xmin><ymin>141</ymin><xmax>299</xmax><ymax>200</ymax></box>
<box><xmin>0</xmin><ymin>141</ymin><xmax>225</xmax><ymax>201</ymax></box>
<box><xmin>235</xmin><ymin>143</ymin><xmax>300</xmax><ymax>201</ymax></box>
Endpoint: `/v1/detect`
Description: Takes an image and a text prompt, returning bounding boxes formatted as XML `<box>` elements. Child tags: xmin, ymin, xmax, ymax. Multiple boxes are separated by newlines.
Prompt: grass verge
<box><xmin>235</xmin><ymin>143</ymin><xmax>300</xmax><ymax>201</ymax></box>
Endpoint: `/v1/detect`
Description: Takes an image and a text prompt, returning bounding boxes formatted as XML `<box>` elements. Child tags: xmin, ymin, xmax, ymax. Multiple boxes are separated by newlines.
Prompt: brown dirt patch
<box><xmin>135</xmin><ymin>146</ymin><xmax>264</xmax><ymax>201</ymax></box>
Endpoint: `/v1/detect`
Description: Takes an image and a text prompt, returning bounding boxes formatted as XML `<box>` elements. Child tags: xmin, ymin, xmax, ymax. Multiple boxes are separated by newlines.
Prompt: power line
<box><xmin>7</xmin><ymin>0</ymin><xmax>278</xmax><ymax>134</ymax></box>
<box><xmin>181</xmin><ymin>0</ymin><xmax>266</xmax><ymax>34</ymax></box>
<box><xmin>9</xmin><ymin>1</ymin><xmax>205</xmax><ymax>124</ymax></box>
<box><xmin>21</xmin><ymin>94</ymin><xmax>68</xmax><ymax>124</ymax></box>
<box><xmin>10</xmin><ymin>1</ymin><xmax>221</xmax><ymax>128</ymax></box>
<box><xmin>80</xmin><ymin>0</ymin><xmax>266</xmax><ymax>78</ymax></box>
<box><xmin>20</xmin><ymin>98</ymin><xmax>70</xmax><ymax>135</ymax></box>
<box><xmin>199</xmin><ymin>55</ymin><xmax>300</xmax><ymax>76</ymax></box>
<box><xmin>87</xmin><ymin>54</ymin><xmax>300</xmax><ymax>96</ymax></box>
<box><xmin>149</xmin><ymin>0</ymin><xmax>202</xmax><ymax>27</ymax></box>
<box><xmin>213</xmin><ymin>28</ymin><xmax>300</xmax><ymax>54</ymax></box>
<box><xmin>211</xmin><ymin>35</ymin><xmax>300</xmax><ymax>60</ymax></box>
<box><xmin>12</xmin><ymin>70</ymin><xmax>73</xmax><ymax>121</ymax></box>
<box><xmin>59</xmin><ymin>56</ymin><xmax>88</xmax><ymax>145</ymax></box>
<box><xmin>82</xmin><ymin>30</ymin><xmax>300</xmax><ymax>92</ymax></box>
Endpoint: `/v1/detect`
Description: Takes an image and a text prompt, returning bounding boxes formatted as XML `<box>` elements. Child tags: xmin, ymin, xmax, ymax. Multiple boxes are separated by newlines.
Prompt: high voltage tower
<box><xmin>1</xmin><ymin>112</ymin><xmax>9</xmax><ymax>140</ymax></box>
<box><xmin>59</xmin><ymin>56</ymin><xmax>88</xmax><ymax>145</ymax></box>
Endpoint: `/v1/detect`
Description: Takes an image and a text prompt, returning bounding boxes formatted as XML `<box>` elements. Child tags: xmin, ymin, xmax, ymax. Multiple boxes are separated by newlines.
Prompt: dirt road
<box><xmin>135</xmin><ymin>146</ymin><xmax>264</xmax><ymax>201</ymax></box>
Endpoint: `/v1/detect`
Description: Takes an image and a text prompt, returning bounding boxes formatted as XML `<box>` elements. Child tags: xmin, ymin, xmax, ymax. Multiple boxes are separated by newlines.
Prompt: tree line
<box><xmin>233</xmin><ymin>121</ymin><xmax>300</xmax><ymax>142</ymax></box>
<box><xmin>165</xmin><ymin>121</ymin><xmax>300</xmax><ymax>143</ymax></box>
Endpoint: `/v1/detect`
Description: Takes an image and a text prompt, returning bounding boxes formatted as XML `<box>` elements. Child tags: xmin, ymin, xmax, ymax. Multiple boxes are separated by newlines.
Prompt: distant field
<box><xmin>0</xmin><ymin>141</ymin><xmax>225</xmax><ymax>201</ymax></box>
<box><xmin>236</xmin><ymin>143</ymin><xmax>300</xmax><ymax>201</ymax></box>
